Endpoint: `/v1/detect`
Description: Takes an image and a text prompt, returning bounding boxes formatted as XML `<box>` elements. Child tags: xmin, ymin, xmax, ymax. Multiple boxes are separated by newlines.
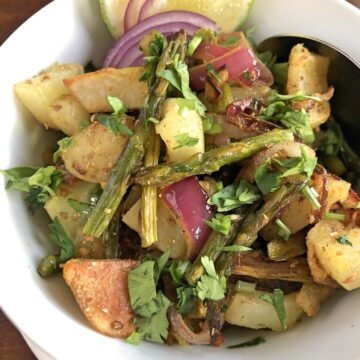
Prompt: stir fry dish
<box><xmin>2</xmin><ymin>1</ymin><xmax>360</xmax><ymax>348</ymax></box>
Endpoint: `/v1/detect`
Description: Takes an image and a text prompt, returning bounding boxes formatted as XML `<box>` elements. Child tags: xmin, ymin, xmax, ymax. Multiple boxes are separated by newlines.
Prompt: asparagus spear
<box><xmin>83</xmin><ymin>31</ymin><xmax>187</xmax><ymax>237</ymax></box>
<box><xmin>133</xmin><ymin>129</ymin><xmax>294</xmax><ymax>187</ymax></box>
<box><xmin>140</xmin><ymin>130</ymin><xmax>161</xmax><ymax>247</ymax></box>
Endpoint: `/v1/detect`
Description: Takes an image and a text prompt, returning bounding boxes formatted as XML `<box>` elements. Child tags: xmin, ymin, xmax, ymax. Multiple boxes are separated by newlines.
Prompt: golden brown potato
<box><xmin>64</xmin><ymin>67</ymin><xmax>148</xmax><ymax>112</ymax></box>
<box><xmin>307</xmin><ymin>219</ymin><xmax>360</xmax><ymax>290</ymax></box>
<box><xmin>63</xmin><ymin>259</ymin><xmax>139</xmax><ymax>338</ymax></box>
<box><xmin>49</xmin><ymin>94</ymin><xmax>90</xmax><ymax>136</ymax></box>
<box><xmin>14</xmin><ymin>63</ymin><xmax>84</xmax><ymax>130</ymax></box>
<box><xmin>326</xmin><ymin>175</ymin><xmax>351</xmax><ymax>211</ymax></box>
<box><xmin>225</xmin><ymin>289</ymin><xmax>304</xmax><ymax>331</ymax></box>
<box><xmin>45</xmin><ymin>180</ymin><xmax>105</xmax><ymax>258</ymax></box>
<box><xmin>62</xmin><ymin>118</ymin><xmax>133</xmax><ymax>183</ymax></box>
<box><xmin>295</xmin><ymin>283</ymin><xmax>335</xmax><ymax>316</ymax></box>
<box><xmin>286</xmin><ymin>44</ymin><xmax>331</xmax><ymax>128</ymax></box>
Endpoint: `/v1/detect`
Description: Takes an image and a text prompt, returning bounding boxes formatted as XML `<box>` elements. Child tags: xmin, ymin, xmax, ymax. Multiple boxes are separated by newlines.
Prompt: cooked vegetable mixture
<box><xmin>2</xmin><ymin>2</ymin><xmax>360</xmax><ymax>348</ymax></box>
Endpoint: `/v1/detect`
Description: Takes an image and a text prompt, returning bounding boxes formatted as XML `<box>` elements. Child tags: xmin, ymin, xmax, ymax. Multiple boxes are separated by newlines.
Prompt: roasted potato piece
<box><xmin>63</xmin><ymin>259</ymin><xmax>139</xmax><ymax>338</ymax></box>
<box><xmin>326</xmin><ymin>174</ymin><xmax>351</xmax><ymax>211</ymax></box>
<box><xmin>45</xmin><ymin>180</ymin><xmax>105</xmax><ymax>258</ymax></box>
<box><xmin>62</xmin><ymin>118</ymin><xmax>133</xmax><ymax>183</ymax></box>
<box><xmin>49</xmin><ymin>94</ymin><xmax>90</xmax><ymax>136</ymax></box>
<box><xmin>295</xmin><ymin>283</ymin><xmax>335</xmax><ymax>316</ymax></box>
<box><xmin>225</xmin><ymin>289</ymin><xmax>304</xmax><ymax>331</ymax></box>
<box><xmin>307</xmin><ymin>219</ymin><xmax>360</xmax><ymax>290</ymax></box>
<box><xmin>64</xmin><ymin>67</ymin><xmax>148</xmax><ymax>112</ymax></box>
<box><xmin>286</xmin><ymin>44</ymin><xmax>331</xmax><ymax>128</ymax></box>
<box><xmin>14</xmin><ymin>63</ymin><xmax>83</xmax><ymax>130</ymax></box>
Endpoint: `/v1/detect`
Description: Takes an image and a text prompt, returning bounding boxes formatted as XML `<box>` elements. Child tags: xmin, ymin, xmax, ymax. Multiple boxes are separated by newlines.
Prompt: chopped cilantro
<box><xmin>208</xmin><ymin>180</ymin><xmax>260</xmax><ymax>212</ymax></box>
<box><xmin>176</xmin><ymin>286</ymin><xmax>196</xmax><ymax>315</ymax></box>
<box><xmin>173</xmin><ymin>133</ymin><xmax>199</xmax><ymax>150</ymax></box>
<box><xmin>259</xmin><ymin>288</ymin><xmax>287</xmax><ymax>330</ymax></box>
<box><xmin>255</xmin><ymin>159</ymin><xmax>281</xmax><ymax>195</ymax></box>
<box><xmin>169</xmin><ymin>260</ymin><xmax>190</xmax><ymax>285</ymax></box>
<box><xmin>275</xmin><ymin>219</ymin><xmax>291</xmax><ymax>241</ymax></box>
<box><xmin>207</xmin><ymin>64</ymin><xmax>222</xmax><ymax>82</ymax></box>
<box><xmin>203</xmin><ymin>116</ymin><xmax>222</xmax><ymax>135</ymax></box>
<box><xmin>227</xmin><ymin>336</ymin><xmax>266</xmax><ymax>349</ymax></box>
<box><xmin>325</xmin><ymin>212</ymin><xmax>345</xmax><ymax>221</ymax></box>
<box><xmin>204</xmin><ymin>214</ymin><xmax>232</xmax><ymax>235</ymax></box>
<box><xmin>302</xmin><ymin>185</ymin><xmax>321</xmax><ymax>210</ymax></box>
<box><xmin>336</xmin><ymin>235</ymin><xmax>353</xmax><ymax>246</ymax></box>
<box><xmin>187</xmin><ymin>35</ymin><xmax>203</xmax><ymax>56</ymax></box>
<box><xmin>195</xmin><ymin>256</ymin><xmax>227</xmax><ymax>301</ymax></box>
<box><xmin>53</xmin><ymin>137</ymin><xmax>72</xmax><ymax>162</ymax></box>
<box><xmin>97</xmin><ymin>96</ymin><xmax>133</xmax><ymax>136</ymax></box>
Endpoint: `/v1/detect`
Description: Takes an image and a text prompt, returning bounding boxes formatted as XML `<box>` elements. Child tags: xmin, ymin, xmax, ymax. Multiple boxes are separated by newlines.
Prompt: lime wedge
<box><xmin>99</xmin><ymin>0</ymin><xmax>130</xmax><ymax>38</ymax></box>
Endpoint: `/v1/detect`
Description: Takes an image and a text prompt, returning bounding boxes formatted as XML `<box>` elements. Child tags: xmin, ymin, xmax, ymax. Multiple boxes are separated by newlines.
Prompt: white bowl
<box><xmin>0</xmin><ymin>0</ymin><xmax>359</xmax><ymax>359</ymax></box>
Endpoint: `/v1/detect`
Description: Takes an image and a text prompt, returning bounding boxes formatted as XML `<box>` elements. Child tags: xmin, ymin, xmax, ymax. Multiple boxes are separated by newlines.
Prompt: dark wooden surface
<box><xmin>0</xmin><ymin>0</ymin><xmax>359</xmax><ymax>359</ymax></box>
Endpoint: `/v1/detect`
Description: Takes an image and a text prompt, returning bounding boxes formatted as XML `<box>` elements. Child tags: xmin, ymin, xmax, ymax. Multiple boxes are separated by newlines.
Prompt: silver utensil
<box><xmin>258</xmin><ymin>35</ymin><xmax>360</xmax><ymax>153</ymax></box>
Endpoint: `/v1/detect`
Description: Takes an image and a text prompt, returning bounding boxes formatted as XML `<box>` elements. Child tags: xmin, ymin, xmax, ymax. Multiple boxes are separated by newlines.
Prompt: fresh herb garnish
<box><xmin>195</xmin><ymin>256</ymin><xmax>226</xmax><ymax>301</ymax></box>
<box><xmin>325</xmin><ymin>212</ymin><xmax>345</xmax><ymax>221</ymax></box>
<box><xmin>259</xmin><ymin>289</ymin><xmax>287</xmax><ymax>330</ymax></box>
<box><xmin>267</xmin><ymin>91</ymin><xmax>321</xmax><ymax>103</ymax></box>
<box><xmin>173</xmin><ymin>133</ymin><xmax>199</xmax><ymax>150</ymax></box>
<box><xmin>169</xmin><ymin>260</ymin><xmax>190</xmax><ymax>285</ymax></box>
<box><xmin>97</xmin><ymin>96</ymin><xmax>133</xmax><ymax>136</ymax></box>
<box><xmin>336</xmin><ymin>235</ymin><xmax>353</xmax><ymax>246</ymax></box>
<box><xmin>302</xmin><ymin>185</ymin><xmax>321</xmax><ymax>210</ymax></box>
<box><xmin>187</xmin><ymin>35</ymin><xmax>202</xmax><ymax>56</ymax></box>
<box><xmin>1</xmin><ymin>166</ymin><xmax>64</xmax><ymax>212</ymax></box>
<box><xmin>275</xmin><ymin>219</ymin><xmax>291</xmax><ymax>241</ymax></box>
<box><xmin>207</xmin><ymin>64</ymin><xmax>222</xmax><ymax>82</ymax></box>
<box><xmin>126</xmin><ymin>332</ymin><xmax>142</xmax><ymax>345</ymax></box>
<box><xmin>176</xmin><ymin>286</ymin><xmax>196</xmax><ymax>314</ymax></box>
<box><xmin>53</xmin><ymin>137</ymin><xmax>72</xmax><ymax>162</ymax></box>
<box><xmin>208</xmin><ymin>180</ymin><xmax>260</xmax><ymax>212</ymax></box>
<box><xmin>203</xmin><ymin>116</ymin><xmax>222</xmax><ymax>135</ymax></box>
<box><xmin>158</xmin><ymin>59</ymin><xmax>206</xmax><ymax>116</ymax></box>
<box><xmin>79</xmin><ymin>119</ymin><xmax>91</xmax><ymax>129</ymax></box>
<box><xmin>204</xmin><ymin>214</ymin><xmax>232</xmax><ymax>235</ymax></box>
<box><xmin>227</xmin><ymin>336</ymin><xmax>266</xmax><ymax>349</ymax></box>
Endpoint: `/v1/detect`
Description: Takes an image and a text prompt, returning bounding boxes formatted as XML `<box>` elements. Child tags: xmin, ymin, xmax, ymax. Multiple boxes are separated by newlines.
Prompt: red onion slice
<box><xmin>103</xmin><ymin>11</ymin><xmax>218</xmax><ymax>68</ymax></box>
<box><xmin>161</xmin><ymin>176</ymin><xmax>214</xmax><ymax>259</ymax></box>
<box><xmin>124</xmin><ymin>0</ymin><xmax>147</xmax><ymax>31</ymax></box>
<box><xmin>189</xmin><ymin>47</ymin><xmax>274</xmax><ymax>91</ymax></box>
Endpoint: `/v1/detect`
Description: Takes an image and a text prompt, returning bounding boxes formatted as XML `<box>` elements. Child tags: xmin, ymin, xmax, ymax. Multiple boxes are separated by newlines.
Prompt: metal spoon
<box><xmin>258</xmin><ymin>35</ymin><xmax>360</xmax><ymax>153</ymax></box>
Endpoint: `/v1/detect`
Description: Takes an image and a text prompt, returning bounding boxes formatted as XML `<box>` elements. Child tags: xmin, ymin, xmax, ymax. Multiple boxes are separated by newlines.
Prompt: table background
<box><xmin>0</xmin><ymin>0</ymin><xmax>359</xmax><ymax>359</ymax></box>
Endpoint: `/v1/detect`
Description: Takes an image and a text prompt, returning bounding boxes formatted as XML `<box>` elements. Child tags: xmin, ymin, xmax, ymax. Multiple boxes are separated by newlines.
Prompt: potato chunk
<box><xmin>307</xmin><ymin>219</ymin><xmax>360</xmax><ymax>290</ymax></box>
<box><xmin>62</xmin><ymin>118</ymin><xmax>133</xmax><ymax>183</ymax></box>
<box><xmin>64</xmin><ymin>67</ymin><xmax>148</xmax><ymax>112</ymax></box>
<box><xmin>14</xmin><ymin>63</ymin><xmax>83</xmax><ymax>129</ymax></box>
<box><xmin>155</xmin><ymin>98</ymin><xmax>205</xmax><ymax>162</ymax></box>
<box><xmin>63</xmin><ymin>259</ymin><xmax>139</xmax><ymax>338</ymax></box>
<box><xmin>49</xmin><ymin>94</ymin><xmax>90</xmax><ymax>136</ymax></box>
<box><xmin>45</xmin><ymin>180</ymin><xmax>105</xmax><ymax>258</ymax></box>
<box><xmin>225</xmin><ymin>290</ymin><xmax>303</xmax><ymax>331</ymax></box>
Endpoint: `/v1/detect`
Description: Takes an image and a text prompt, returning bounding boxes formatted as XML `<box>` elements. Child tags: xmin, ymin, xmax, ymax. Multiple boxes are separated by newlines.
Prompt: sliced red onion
<box><xmin>124</xmin><ymin>0</ymin><xmax>147</xmax><ymax>31</ymax></box>
<box><xmin>189</xmin><ymin>47</ymin><xmax>274</xmax><ymax>91</ymax></box>
<box><xmin>103</xmin><ymin>11</ymin><xmax>219</xmax><ymax>68</ymax></box>
<box><xmin>192</xmin><ymin>43</ymin><xmax>229</xmax><ymax>61</ymax></box>
<box><xmin>161</xmin><ymin>176</ymin><xmax>214</xmax><ymax>259</ymax></box>
<box><xmin>130</xmin><ymin>54</ymin><xmax>144</xmax><ymax>67</ymax></box>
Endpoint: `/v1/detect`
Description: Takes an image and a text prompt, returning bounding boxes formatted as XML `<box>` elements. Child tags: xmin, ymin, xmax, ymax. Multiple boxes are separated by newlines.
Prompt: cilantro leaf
<box><xmin>128</xmin><ymin>261</ymin><xmax>157</xmax><ymax>309</ymax></box>
<box><xmin>134</xmin><ymin>292</ymin><xmax>171</xmax><ymax>343</ymax></box>
<box><xmin>268</xmin><ymin>91</ymin><xmax>321</xmax><ymax>103</ymax></box>
<box><xmin>227</xmin><ymin>336</ymin><xmax>266</xmax><ymax>349</ymax></box>
<box><xmin>169</xmin><ymin>260</ymin><xmax>190</xmax><ymax>285</ymax></box>
<box><xmin>259</xmin><ymin>288</ymin><xmax>287</xmax><ymax>330</ymax></box>
<box><xmin>97</xmin><ymin>96</ymin><xmax>133</xmax><ymax>136</ymax></box>
<box><xmin>336</xmin><ymin>235</ymin><xmax>353</xmax><ymax>246</ymax></box>
<box><xmin>208</xmin><ymin>180</ymin><xmax>260</xmax><ymax>212</ymax></box>
<box><xmin>154</xmin><ymin>249</ymin><xmax>171</xmax><ymax>283</ymax></box>
<box><xmin>2</xmin><ymin>166</ymin><xmax>37</xmax><ymax>192</ymax></box>
<box><xmin>53</xmin><ymin>137</ymin><xmax>72</xmax><ymax>162</ymax></box>
<box><xmin>204</xmin><ymin>214</ymin><xmax>232</xmax><ymax>235</ymax></box>
<box><xmin>255</xmin><ymin>160</ymin><xmax>281</xmax><ymax>195</ymax></box>
<box><xmin>176</xmin><ymin>286</ymin><xmax>196</xmax><ymax>314</ymax></box>
<box><xmin>48</xmin><ymin>217</ymin><xmax>75</xmax><ymax>263</ymax></box>
<box><xmin>195</xmin><ymin>256</ymin><xmax>227</xmax><ymax>301</ymax></box>
<box><xmin>173</xmin><ymin>133</ymin><xmax>199</xmax><ymax>150</ymax></box>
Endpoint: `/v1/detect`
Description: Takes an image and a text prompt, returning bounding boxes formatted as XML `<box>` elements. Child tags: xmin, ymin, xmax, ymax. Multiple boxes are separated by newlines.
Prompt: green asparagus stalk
<box><xmin>133</xmin><ymin>129</ymin><xmax>294</xmax><ymax>187</ymax></box>
<box><xmin>184</xmin><ymin>222</ymin><xmax>239</xmax><ymax>286</ymax></box>
<box><xmin>140</xmin><ymin>130</ymin><xmax>161</xmax><ymax>247</ymax></box>
<box><xmin>103</xmin><ymin>207</ymin><xmax>121</xmax><ymax>259</ymax></box>
<box><xmin>83</xmin><ymin>31</ymin><xmax>187</xmax><ymax>237</ymax></box>
<box><xmin>235</xmin><ymin>183</ymin><xmax>304</xmax><ymax>247</ymax></box>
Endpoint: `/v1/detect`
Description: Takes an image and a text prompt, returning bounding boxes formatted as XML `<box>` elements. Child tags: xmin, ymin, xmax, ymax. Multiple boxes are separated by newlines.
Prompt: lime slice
<box><xmin>99</xmin><ymin>0</ymin><xmax>130</xmax><ymax>38</ymax></box>
<box><xmin>139</xmin><ymin>0</ymin><xmax>254</xmax><ymax>33</ymax></box>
